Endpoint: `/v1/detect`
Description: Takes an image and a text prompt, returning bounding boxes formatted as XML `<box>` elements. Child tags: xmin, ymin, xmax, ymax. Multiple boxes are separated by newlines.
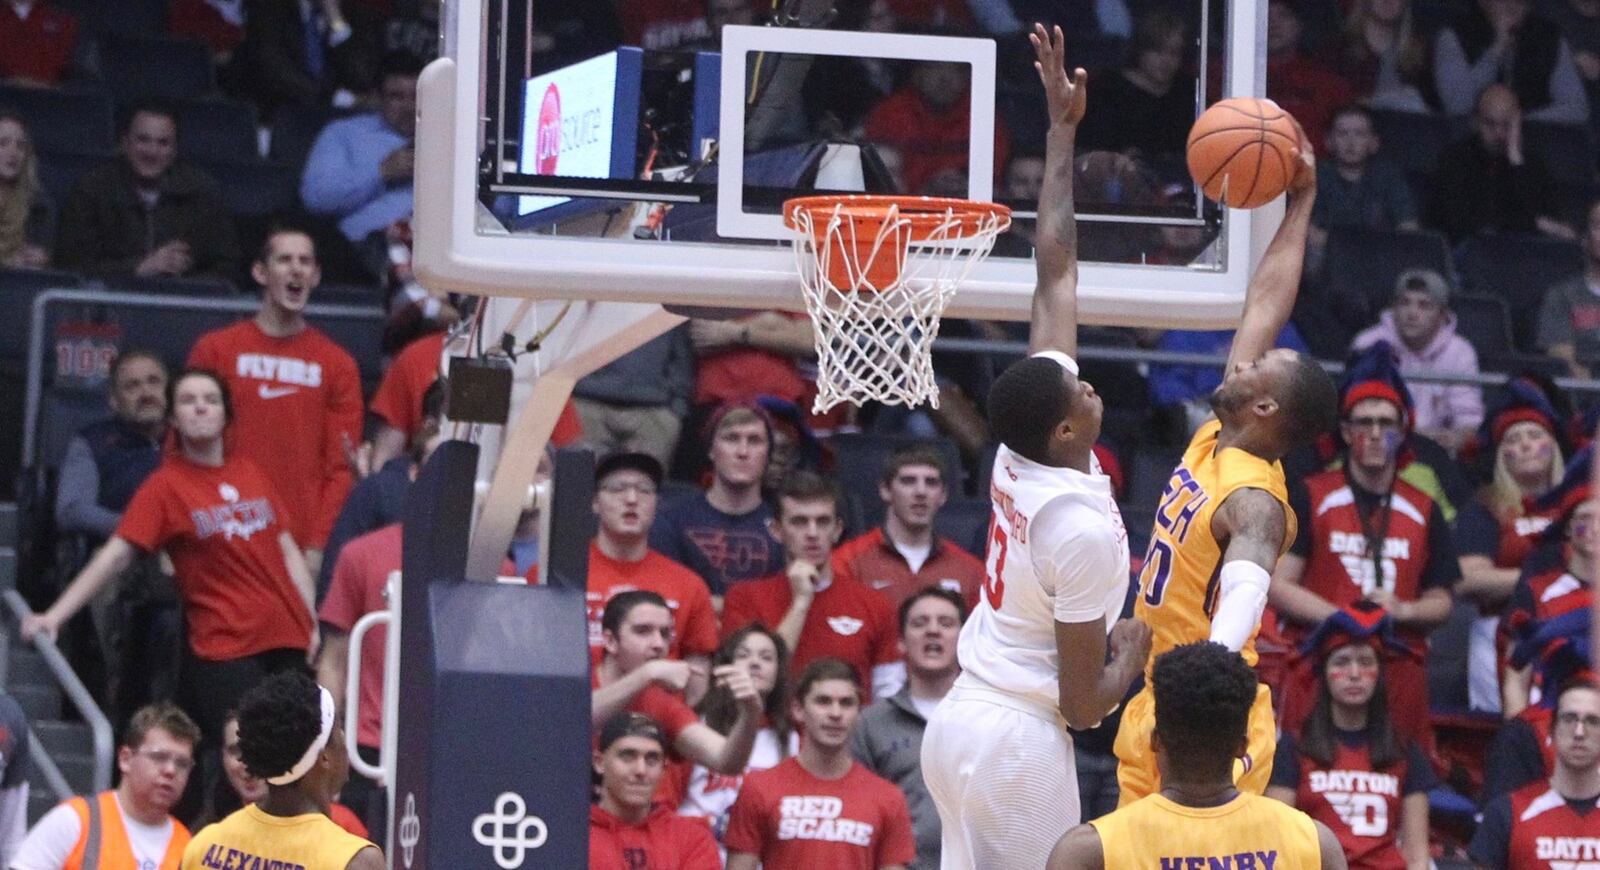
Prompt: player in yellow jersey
<box><xmin>1112</xmin><ymin>133</ymin><xmax>1340</xmax><ymax>805</ymax></box>
<box><xmin>1051</xmin><ymin>642</ymin><xmax>1347</xmax><ymax>869</ymax></box>
<box><xmin>182</xmin><ymin>671</ymin><xmax>383</xmax><ymax>870</ymax></box>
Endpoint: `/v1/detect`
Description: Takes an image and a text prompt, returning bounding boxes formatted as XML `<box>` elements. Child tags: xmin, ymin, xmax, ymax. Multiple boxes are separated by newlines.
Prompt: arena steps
<box><xmin>0</xmin><ymin>502</ymin><xmax>99</xmax><ymax>823</ymax></box>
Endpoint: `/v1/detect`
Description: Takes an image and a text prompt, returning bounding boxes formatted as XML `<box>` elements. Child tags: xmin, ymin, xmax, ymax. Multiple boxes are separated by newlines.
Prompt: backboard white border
<box><xmin>416</xmin><ymin>0</ymin><xmax>1274</xmax><ymax>328</ymax></box>
<box><xmin>715</xmin><ymin>26</ymin><xmax>997</xmax><ymax>241</ymax></box>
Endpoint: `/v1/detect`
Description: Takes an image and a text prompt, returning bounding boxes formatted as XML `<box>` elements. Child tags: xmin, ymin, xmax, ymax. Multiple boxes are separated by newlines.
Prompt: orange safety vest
<box><xmin>63</xmin><ymin>791</ymin><xmax>189</xmax><ymax>870</ymax></box>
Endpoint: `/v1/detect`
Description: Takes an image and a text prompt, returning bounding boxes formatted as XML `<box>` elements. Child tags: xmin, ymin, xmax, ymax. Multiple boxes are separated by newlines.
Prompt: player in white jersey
<box><xmin>920</xmin><ymin>26</ymin><xmax>1152</xmax><ymax>870</ymax></box>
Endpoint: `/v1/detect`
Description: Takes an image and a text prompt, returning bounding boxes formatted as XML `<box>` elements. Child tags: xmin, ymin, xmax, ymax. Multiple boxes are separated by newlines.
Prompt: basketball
<box><xmin>1185</xmin><ymin>98</ymin><xmax>1303</xmax><ymax>209</ymax></box>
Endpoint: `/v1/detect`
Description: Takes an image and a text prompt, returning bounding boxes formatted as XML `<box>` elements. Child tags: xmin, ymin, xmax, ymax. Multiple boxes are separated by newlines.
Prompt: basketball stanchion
<box><xmin>784</xmin><ymin>195</ymin><xmax>1012</xmax><ymax>412</ymax></box>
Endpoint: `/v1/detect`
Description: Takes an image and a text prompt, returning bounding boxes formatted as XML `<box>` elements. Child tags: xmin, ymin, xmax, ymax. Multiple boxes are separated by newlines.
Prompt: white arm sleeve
<box><xmin>1033</xmin><ymin>503</ymin><xmax>1125</xmax><ymax>625</ymax></box>
<box><xmin>9</xmin><ymin>803</ymin><xmax>80</xmax><ymax>870</ymax></box>
<box><xmin>1209</xmin><ymin>561</ymin><xmax>1273</xmax><ymax>652</ymax></box>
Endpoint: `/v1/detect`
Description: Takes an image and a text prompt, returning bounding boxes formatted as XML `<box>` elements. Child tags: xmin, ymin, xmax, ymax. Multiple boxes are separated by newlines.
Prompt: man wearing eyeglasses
<box><xmin>11</xmin><ymin>703</ymin><xmax>198</xmax><ymax>870</ymax></box>
<box><xmin>1268</xmin><ymin>351</ymin><xmax>1460</xmax><ymax>754</ymax></box>
<box><xmin>1470</xmin><ymin>679</ymin><xmax>1600</xmax><ymax>869</ymax></box>
<box><xmin>588</xmin><ymin>453</ymin><xmax>719</xmax><ymax>705</ymax></box>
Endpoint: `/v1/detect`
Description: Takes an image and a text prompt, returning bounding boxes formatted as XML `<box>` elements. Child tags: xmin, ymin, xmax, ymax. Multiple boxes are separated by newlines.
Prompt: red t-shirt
<box><xmin>0</xmin><ymin>2</ymin><xmax>78</xmax><ymax>83</ymax></box>
<box><xmin>328</xmin><ymin>803</ymin><xmax>368</xmax><ymax>839</ymax></box>
<box><xmin>188</xmin><ymin>320</ymin><xmax>364</xmax><ymax>549</ymax></box>
<box><xmin>863</xmin><ymin>89</ymin><xmax>1011</xmax><ymax>196</ymax></box>
<box><xmin>369</xmin><ymin>330</ymin><xmax>583</xmax><ymax>445</ymax></box>
<box><xmin>721</xmin><ymin>573</ymin><xmax>899</xmax><ymax>699</ymax></box>
<box><xmin>693</xmin><ymin>318</ymin><xmax>810</xmax><ymax>407</ymax></box>
<box><xmin>724</xmin><ymin>757</ymin><xmax>916</xmax><ymax>870</ymax></box>
<box><xmin>590</xmin><ymin>669</ymin><xmax>701</xmax><ymax>747</ymax></box>
<box><xmin>586</xmin><ymin>543</ymin><xmax>718</xmax><ymax>662</ymax></box>
<box><xmin>588</xmin><ymin>804</ymin><xmax>721</xmax><ymax>870</ymax></box>
<box><xmin>621</xmin><ymin>0</ymin><xmax>709</xmax><ymax>49</ymax></box>
<box><xmin>831</xmin><ymin>528</ymin><xmax>984</xmax><ymax>612</ymax></box>
<box><xmin>318</xmin><ymin>523</ymin><xmax>399</xmax><ymax>749</ymax></box>
<box><xmin>117</xmin><ymin>454</ymin><xmax>312</xmax><ymax>660</ymax></box>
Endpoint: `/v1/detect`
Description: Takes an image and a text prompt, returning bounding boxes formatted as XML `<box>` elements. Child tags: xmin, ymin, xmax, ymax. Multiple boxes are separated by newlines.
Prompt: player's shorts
<box><xmin>922</xmin><ymin>682</ymin><xmax>1079</xmax><ymax>870</ymax></box>
<box><xmin>1113</xmin><ymin>681</ymin><xmax>1276</xmax><ymax>806</ymax></box>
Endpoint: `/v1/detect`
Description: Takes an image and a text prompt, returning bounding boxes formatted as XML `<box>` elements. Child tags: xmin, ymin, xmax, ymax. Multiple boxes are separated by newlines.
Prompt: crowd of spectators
<box><xmin>1</xmin><ymin>0</ymin><xmax>1600</xmax><ymax>867</ymax></box>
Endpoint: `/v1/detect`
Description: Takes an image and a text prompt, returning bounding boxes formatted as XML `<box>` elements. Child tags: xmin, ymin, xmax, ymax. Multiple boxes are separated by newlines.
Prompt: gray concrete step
<box><xmin>33</xmin><ymin>720</ymin><xmax>92</xmax><ymax>758</ymax></box>
<box><xmin>7</xmin><ymin>648</ymin><xmax>52</xmax><ymax>688</ymax></box>
<box><xmin>27</xmin><ymin>788</ymin><xmax>59</xmax><ymax>826</ymax></box>
<box><xmin>10</xmin><ymin>685</ymin><xmax>60</xmax><ymax>723</ymax></box>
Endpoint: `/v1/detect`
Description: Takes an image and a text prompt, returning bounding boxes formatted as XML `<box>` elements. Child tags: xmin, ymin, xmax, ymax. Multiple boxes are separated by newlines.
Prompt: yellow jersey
<box><xmin>1091</xmin><ymin>792</ymin><xmax>1324</xmax><ymax>869</ymax></box>
<box><xmin>181</xmin><ymin>804</ymin><xmax>374</xmax><ymax>870</ymax></box>
<box><xmin>1132</xmin><ymin>419</ymin><xmax>1294</xmax><ymax>674</ymax></box>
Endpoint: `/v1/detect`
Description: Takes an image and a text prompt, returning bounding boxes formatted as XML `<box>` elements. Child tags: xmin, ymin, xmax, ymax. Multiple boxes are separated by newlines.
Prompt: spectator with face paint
<box><xmin>1267</xmin><ymin>603</ymin><xmax>1437</xmax><ymax>870</ymax></box>
<box><xmin>1455</xmin><ymin>381</ymin><xmax>1570</xmax><ymax>713</ymax></box>
<box><xmin>1269</xmin><ymin>344</ymin><xmax>1461</xmax><ymax>753</ymax></box>
<box><xmin>1499</xmin><ymin>462</ymin><xmax>1596</xmax><ymax>718</ymax></box>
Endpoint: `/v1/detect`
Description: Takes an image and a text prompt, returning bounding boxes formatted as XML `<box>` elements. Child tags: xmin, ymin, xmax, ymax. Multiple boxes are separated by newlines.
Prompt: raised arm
<box><xmin>1208</xmin><ymin>487</ymin><xmax>1289</xmax><ymax>651</ymax></box>
<box><xmin>1026</xmin><ymin>24</ymin><xmax>1088</xmax><ymax>357</ymax></box>
<box><xmin>1224</xmin><ymin>133</ymin><xmax>1318</xmax><ymax>373</ymax></box>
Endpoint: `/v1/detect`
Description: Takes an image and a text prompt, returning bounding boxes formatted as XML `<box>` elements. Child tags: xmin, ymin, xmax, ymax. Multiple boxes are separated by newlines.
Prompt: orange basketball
<box><xmin>1185</xmin><ymin>98</ymin><xmax>1302</xmax><ymax>209</ymax></box>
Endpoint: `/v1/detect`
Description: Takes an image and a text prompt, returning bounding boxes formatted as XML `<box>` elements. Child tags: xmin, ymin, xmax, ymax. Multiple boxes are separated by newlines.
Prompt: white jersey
<box><xmin>956</xmin><ymin>443</ymin><xmax>1130</xmax><ymax>717</ymax></box>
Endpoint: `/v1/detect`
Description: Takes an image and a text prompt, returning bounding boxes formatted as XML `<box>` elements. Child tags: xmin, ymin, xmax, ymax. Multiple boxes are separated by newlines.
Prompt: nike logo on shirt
<box><xmin>258</xmin><ymin>385</ymin><xmax>300</xmax><ymax>399</ymax></box>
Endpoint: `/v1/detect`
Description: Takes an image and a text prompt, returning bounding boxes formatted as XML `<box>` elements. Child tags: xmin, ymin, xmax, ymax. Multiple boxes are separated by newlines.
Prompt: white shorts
<box><xmin>922</xmin><ymin>687</ymin><xmax>1079</xmax><ymax>870</ymax></box>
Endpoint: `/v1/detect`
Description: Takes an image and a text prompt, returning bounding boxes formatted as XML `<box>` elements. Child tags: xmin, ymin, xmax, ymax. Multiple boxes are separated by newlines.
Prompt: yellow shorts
<box><xmin>1112</xmin><ymin>682</ymin><xmax>1277</xmax><ymax>807</ymax></box>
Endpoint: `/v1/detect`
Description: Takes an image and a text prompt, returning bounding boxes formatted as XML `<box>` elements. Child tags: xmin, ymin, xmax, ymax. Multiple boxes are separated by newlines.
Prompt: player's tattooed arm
<box><xmin>1209</xmin><ymin>487</ymin><xmax>1289</xmax><ymax>651</ymax></box>
<box><xmin>1047</xmin><ymin>824</ymin><xmax>1106</xmax><ymax>870</ymax></box>
<box><xmin>1212</xmin><ymin>487</ymin><xmax>1289</xmax><ymax>575</ymax></box>
<box><xmin>1223</xmin><ymin>133</ymin><xmax>1317</xmax><ymax>374</ymax></box>
<box><xmin>1027</xmin><ymin>23</ymin><xmax>1086</xmax><ymax>358</ymax></box>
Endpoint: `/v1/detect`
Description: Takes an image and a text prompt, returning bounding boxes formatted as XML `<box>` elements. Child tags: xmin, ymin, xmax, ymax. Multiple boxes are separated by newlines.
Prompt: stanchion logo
<box><xmin>398</xmin><ymin>793</ymin><xmax>421</xmax><ymax>868</ymax></box>
<box><xmin>472</xmin><ymin>792</ymin><xmax>548</xmax><ymax>869</ymax></box>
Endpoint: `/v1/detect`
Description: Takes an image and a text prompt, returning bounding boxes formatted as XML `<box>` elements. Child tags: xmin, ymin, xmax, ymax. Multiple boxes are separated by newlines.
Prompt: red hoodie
<box><xmin>588</xmin><ymin>803</ymin><xmax>721</xmax><ymax>870</ymax></box>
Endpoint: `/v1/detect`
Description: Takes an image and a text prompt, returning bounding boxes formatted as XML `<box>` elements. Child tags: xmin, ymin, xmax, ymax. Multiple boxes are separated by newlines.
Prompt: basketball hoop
<box><xmin>784</xmin><ymin>195</ymin><xmax>1011</xmax><ymax>413</ymax></box>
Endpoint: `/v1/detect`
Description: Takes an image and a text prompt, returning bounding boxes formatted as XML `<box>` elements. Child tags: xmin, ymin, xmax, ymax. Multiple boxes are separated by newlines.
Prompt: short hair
<box><xmin>235</xmin><ymin>670</ymin><xmax>324</xmax><ymax>782</ymax></box>
<box><xmin>771</xmin><ymin>469</ymin><xmax>843</xmax><ymax>521</ymax></box>
<box><xmin>1151</xmin><ymin>643</ymin><xmax>1257</xmax><ymax>777</ymax></box>
<box><xmin>880</xmin><ymin>443</ymin><xmax>948</xmax><ymax>487</ymax></box>
<box><xmin>597</xmin><ymin>712</ymin><xmax>666</xmax><ymax>752</ymax></box>
<box><xmin>710</xmin><ymin>405</ymin><xmax>768</xmax><ymax>440</ymax></box>
<box><xmin>256</xmin><ymin>223</ymin><xmax>317</xmax><ymax>266</ymax></box>
<box><xmin>1328</xmin><ymin>103</ymin><xmax>1375</xmax><ymax>132</ymax></box>
<box><xmin>123</xmin><ymin>702</ymin><xmax>200</xmax><ymax>750</ymax></box>
<box><xmin>600</xmin><ymin>589</ymin><xmax>669</xmax><ymax>636</ymax></box>
<box><xmin>898</xmin><ymin>585</ymin><xmax>967</xmax><ymax>635</ymax></box>
<box><xmin>167</xmin><ymin>367</ymin><xmax>234</xmax><ymax>425</ymax></box>
<box><xmin>988</xmin><ymin>357</ymin><xmax>1074</xmax><ymax>464</ymax></box>
<box><xmin>119</xmin><ymin>99</ymin><xmax>178</xmax><ymax>135</ymax></box>
<box><xmin>109</xmin><ymin>348</ymin><xmax>168</xmax><ymax>385</ymax></box>
<box><xmin>1556</xmin><ymin>677</ymin><xmax>1600</xmax><ymax>712</ymax></box>
<box><xmin>1277</xmin><ymin>352</ymin><xmax>1340</xmax><ymax>441</ymax></box>
<box><xmin>794</xmin><ymin>657</ymin><xmax>861</xmax><ymax>703</ymax></box>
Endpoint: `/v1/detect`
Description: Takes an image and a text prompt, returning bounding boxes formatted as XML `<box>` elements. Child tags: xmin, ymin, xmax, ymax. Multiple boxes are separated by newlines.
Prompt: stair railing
<box><xmin>1</xmin><ymin>591</ymin><xmax>113</xmax><ymax>796</ymax></box>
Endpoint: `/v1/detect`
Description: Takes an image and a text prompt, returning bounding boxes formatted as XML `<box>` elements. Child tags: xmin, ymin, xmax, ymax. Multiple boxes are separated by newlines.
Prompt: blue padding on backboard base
<box><xmin>393</xmin><ymin>440</ymin><xmax>593</xmax><ymax>868</ymax></box>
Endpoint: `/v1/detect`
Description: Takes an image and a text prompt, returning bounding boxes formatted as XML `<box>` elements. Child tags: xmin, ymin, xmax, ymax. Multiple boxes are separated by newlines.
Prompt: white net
<box><xmin>787</xmin><ymin>197</ymin><xmax>1010</xmax><ymax>413</ymax></box>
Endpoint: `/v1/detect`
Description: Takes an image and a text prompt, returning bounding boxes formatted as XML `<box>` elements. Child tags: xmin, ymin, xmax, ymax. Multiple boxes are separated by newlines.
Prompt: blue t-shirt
<box><xmin>648</xmin><ymin>492</ymin><xmax>781</xmax><ymax>596</ymax></box>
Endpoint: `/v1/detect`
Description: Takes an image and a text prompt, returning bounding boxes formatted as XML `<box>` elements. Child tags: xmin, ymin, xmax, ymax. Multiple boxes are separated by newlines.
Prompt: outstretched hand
<box><xmin>1286</xmin><ymin>115</ymin><xmax>1316</xmax><ymax>195</ymax></box>
<box><xmin>1030</xmin><ymin>24</ymin><xmax>1087</xmax><ymax>127</ymax></box>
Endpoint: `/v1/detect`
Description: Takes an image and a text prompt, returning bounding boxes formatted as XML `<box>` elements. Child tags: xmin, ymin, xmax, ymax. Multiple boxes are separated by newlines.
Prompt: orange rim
<box><xmin>783</xmin><ymin>195</ymin><xmax>1012</xmax><ymax>242</ymax></box>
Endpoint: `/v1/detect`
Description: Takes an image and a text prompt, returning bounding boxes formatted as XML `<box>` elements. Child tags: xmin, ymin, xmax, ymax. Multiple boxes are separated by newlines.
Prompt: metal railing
<box><xmin>22</xmin><ymin>289</ymin><xmax>385</xmax><ymax>469</ymax></box>
<box><xmin>931</xmin><ymin>337</ymin><xmax>1600</xmax><ymax>394</ymax></box>
<box><xmin>1</xmin><ymin>591</ymin><xmax>113</xmax><ymax>797</ymax></box>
